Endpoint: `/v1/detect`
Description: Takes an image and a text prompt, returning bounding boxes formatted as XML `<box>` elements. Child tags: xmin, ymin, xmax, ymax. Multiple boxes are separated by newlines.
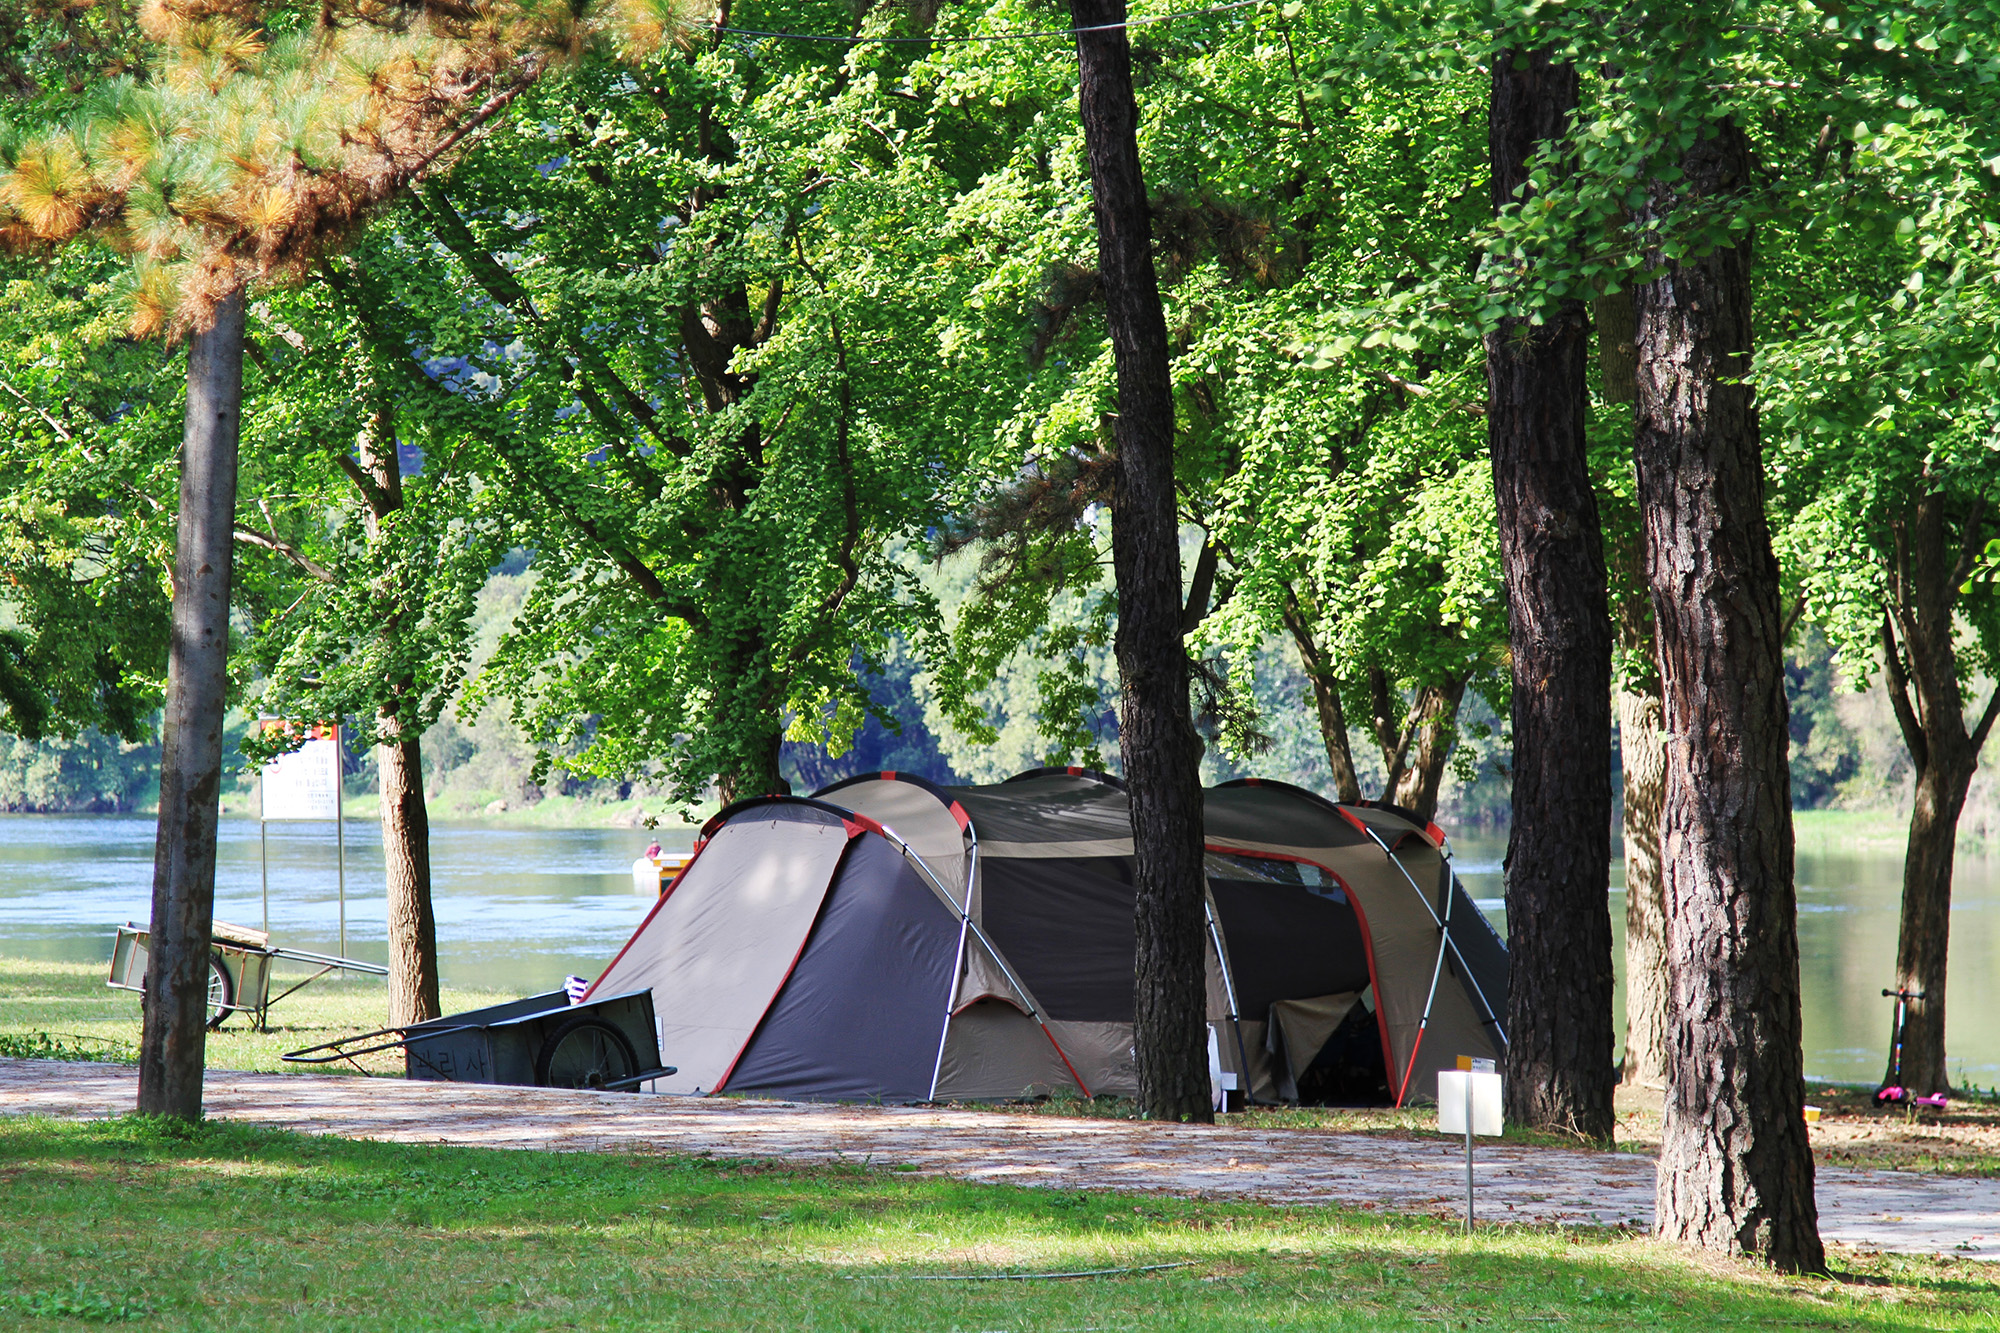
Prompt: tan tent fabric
<box><xmin>591</xmin><ymin>815</ymin><xmax>851</xmax><ymax>1095</ymax></box>
<box><xmin>1266</xmin><ymin>992</ymin><xmax>1362</xmax><ymax>1101</ymax></box>
<box><xmin>933</xmin><ymin>999</ymin><xmax>1082</xmax><ymax>1100</ymax></box>
<box><xmin>1042</xmin><ymin>1020</ymin><xmax>1138</xmax><ymax>1096</ymax></box>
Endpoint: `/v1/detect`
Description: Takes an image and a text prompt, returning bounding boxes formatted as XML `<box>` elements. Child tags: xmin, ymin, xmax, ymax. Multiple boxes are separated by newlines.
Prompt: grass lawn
<box><xmin>0</xmin><ymin>956</ymin><xmax>509</xmax><ymax>1077</ymax></box>
<box><xmin>1</xmin><ymin>1116</ymin><xmax>1995</xmax><ymax>1333</ymax></box>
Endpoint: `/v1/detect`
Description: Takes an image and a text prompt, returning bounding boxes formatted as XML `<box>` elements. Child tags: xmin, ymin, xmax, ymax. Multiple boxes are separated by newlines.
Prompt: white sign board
<box><xmin>1438</xmin><ymin>1069</ymin><xmax>1503</xmax><ymax>1137</ymax></box>
<box><xmin>261</xmin><ymin>731</ymin><xmax>341</xmax><ymax>821</ymax></box>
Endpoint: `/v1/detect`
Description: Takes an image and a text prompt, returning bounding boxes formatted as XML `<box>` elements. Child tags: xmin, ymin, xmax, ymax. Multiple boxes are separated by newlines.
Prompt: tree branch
<box><xmin>1949</xmin><ymin>493</ymin><xmax>1990</xmax><ymax>592</ymax></box>
<box><xmin>1180</xmin><ymin>539</ymin><xmax>1219</xmax><ymax>635</ymax></box>
<box><xmin>1972</xmin><ymin>680</ymin><xmax>2000</xmax><ymax>756</ymax></box>
<box><xmin>1879</xmin><ymin>612</ymin><xmax>1929</xmax><ymax>772</ymax></box>
<box><xmin>234</xmin><ymin>524</ymin><xmax>336</xmax><ymax>583</ymax></box>
<box><xmin>1781</xmin><ymin>592</ymin><xmax>1808</xmax><ymax>642</ymax></box>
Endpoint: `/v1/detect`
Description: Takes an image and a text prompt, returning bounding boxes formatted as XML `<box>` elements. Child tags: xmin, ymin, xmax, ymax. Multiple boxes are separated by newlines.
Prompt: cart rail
<box><xmin>107</xmin><ymin>922</ymin><xmax>385</xmax><ymax>1031</ymax></box>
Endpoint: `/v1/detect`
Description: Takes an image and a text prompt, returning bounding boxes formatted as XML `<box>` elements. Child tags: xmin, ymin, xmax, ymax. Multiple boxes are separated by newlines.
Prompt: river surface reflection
<box><xmin>0</xmin><ymin>815</ymin><xmax>1992</xmax><ymax>1088</ymax></box>
<box><xmin>1453</xmin><ymin>828</ymin><xmax>2000</xmax><ymax>1088</ymax></box>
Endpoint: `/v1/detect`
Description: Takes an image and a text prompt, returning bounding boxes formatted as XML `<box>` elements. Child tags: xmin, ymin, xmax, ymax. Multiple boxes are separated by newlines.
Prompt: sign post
<box><xmin>258</xmin><ymin>722</ymin><xmax>346</xmax><ymax>958</ymax></box>
<box><xmin>1437</xmin><ymin>1056</ymin><xmax>1502</xmax><ymax>1232</ymax></box>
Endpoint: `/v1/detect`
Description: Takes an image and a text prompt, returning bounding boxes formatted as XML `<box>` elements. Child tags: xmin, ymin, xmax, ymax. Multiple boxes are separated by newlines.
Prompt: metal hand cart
<box><xmin>282</xmin><ymin>988</ymin><xmax>674</xmax><ymax>1092</ymax></box>
<box><xmin>108</xmin><ymin>920</ymin><xmax>388</xmax><ymax>1032</ymax></box>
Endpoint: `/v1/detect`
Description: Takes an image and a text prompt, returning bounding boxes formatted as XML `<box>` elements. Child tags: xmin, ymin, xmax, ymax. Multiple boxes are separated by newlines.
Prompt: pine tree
<box><xmin>1</xmin><ymin>0</ymin><xmax>659</xmax><ymax>1117</ymax></box>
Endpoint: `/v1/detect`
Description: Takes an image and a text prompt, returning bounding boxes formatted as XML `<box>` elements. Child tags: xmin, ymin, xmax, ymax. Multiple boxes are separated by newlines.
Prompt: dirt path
<box><xmin>4</xmin><ymin>1058</ymin><xmax>1996</xmax><ymax>1261</ymax></box>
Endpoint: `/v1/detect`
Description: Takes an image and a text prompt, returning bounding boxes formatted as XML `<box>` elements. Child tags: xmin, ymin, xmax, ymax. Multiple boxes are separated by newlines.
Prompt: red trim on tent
<box><xmin>882</xmin><ymin>770</ymin><xmax>898</xmax><ymax>781</ymax></box>
<box><xmin>1040</xmin><ymin>1023</ymin><xmax>1092</xmax><ymax>1097</ymax></box>
<box><xmin>841</xmin><ymin>812</ymin><xmax>890</xmax><ymax>841</ymax></box>
<box><xmin>713</xmin><ymin>825</ymin><xmax>866</xmax><ymax>1093</ymax></box>
<box><xmin>1202</xmin><ymin>840</ymin><xmax>1399</xmax><ymax>1105</ymax></box>
<box><xmin>1425</xmin><ymin>821</ymin><xmax>1447</xmax><ymax>848</ymax></box>
<box><xmin>1336</xmin><ymin>806</ymin><xmax>1372</xmax><ymax>838</ymax></box>
<box><xmin>947</xmin><ymin>801</ymin><xmax>971</xmax><ymax>830</ymax></box>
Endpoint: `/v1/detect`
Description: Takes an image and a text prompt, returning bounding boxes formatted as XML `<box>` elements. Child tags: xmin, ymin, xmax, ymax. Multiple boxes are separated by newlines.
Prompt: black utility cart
<box><xmin>284</xmin><ymin>989</ymin><xmax>673</xmax><ymax>1091</ymax></box>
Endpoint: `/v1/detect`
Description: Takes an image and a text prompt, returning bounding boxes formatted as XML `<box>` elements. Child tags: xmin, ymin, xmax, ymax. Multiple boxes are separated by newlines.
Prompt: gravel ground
<box><xmin>4</xmin><ymin>1057</ymin><xmax>1997</xmax><ymax>1261</ymax></box>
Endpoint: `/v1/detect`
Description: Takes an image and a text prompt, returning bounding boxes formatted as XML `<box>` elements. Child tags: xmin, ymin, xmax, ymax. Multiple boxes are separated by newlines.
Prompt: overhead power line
<box><xmin>699</xmin><ymin>0</ymin><xmax>1268</xmax><ymax>46</ymax></box>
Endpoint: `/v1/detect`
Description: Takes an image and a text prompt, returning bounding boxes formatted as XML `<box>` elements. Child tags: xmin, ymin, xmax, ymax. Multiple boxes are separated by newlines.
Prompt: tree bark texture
<box><xmin>1633</xmin><ymin>121</ymin><xmax>1823</xmax><ymax>1272</ymax></box>
<box><xmin>378</xmin><ymin>735</ymin><xmax>439</xmax><ymax>1025</ymax></box>
<box><xmin>1486</xmin><ymin>49</ymin><xmax>1617</xmax><ymax>1142</ymax></box>
<box><xmin>1601</xmin><ymin>290</ymin><xmax>1672</xmax><ymax>1089</ymax></box>
<box><xmin>1071</xmin><ymin>0</ymin><xmax>1211</xmax><ymax>1122</ymax></box>
<box><xmin>351</xmin><ymin>394</ymin><xmax>444</xmax><ymax>1028</ymax></box>
<box><xmin>1617</xmin><ymin>681</ymin><xmax>1670</xmax><ymax>1087</ymax></box>
<box><xmin>1878</xmin><ymin>488</ymin><xmax>2000</xmax><ymax>1096</ymax></box>
<box><xmin>1389</xmin><ymin>676</ymin><xmax>1468</xmax><ymax>825</ymax></box>
<box><xmin>138</xmin><ymin>290</ymin><xmax>245</xmax><ymax>1120</ymax></box>
<box><xmin>1281</xmin><ymin>590</ymin><xmax>1362</xmax><ymax>803</ymax></box>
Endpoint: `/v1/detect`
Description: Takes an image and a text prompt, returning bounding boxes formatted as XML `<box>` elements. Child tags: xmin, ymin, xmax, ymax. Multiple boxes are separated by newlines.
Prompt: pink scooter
<box><xmin>1875</xmin><ymin>987</ymin><xmax>1950</xmax><ymax>1109</ymax></box>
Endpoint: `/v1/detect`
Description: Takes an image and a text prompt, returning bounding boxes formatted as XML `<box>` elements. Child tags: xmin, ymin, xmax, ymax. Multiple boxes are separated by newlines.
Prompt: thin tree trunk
<box><xmin>1877</xmin><ymin>489</ymin><xmax>1999</xmax><ymax>1096</ymax></box>
<box><xmin>1281</xmin><ymin>589</ymin><xmax>1361</xmax><ymax>802</ymax></box>
<box><xmin>1486</xmin><ymin>48</ymin><xmax>1616</xmax><ymax>1143</ymax></box>
<box><xmin>1070</xmin><ymin>0</ymin><xmax>1210</xmax><ymax>1123</ymax></box>
<box><xmin>1617</xmin><ymin>682</ymin><xmax>1669</xmax><ymax>1087</ymax></box>
<box><xmin>1366</xmin><ymin>664</ymin><xmax>1412</xmax><ymax>798</ymax></box>
<box><xmin>138</xmin><ymin>289</ymin><xmax>244</xmax><ymax>1120</ymax></box>
<box><xmin>353</xmin><ymin>391</ymin><xmax>442</xmax><ymax>1027</ymax></box>
<box><xmin>379</xmin><ymin>734</ymin><xmax>440</xmax><ymax>1025</ymax></box>
<box><xmin>1601</xmin><ymin>284</ymin><xmax>1671</xmax><ymax>1089</ymax></box>
<box><xmin>1633</xmin><ymin>120</ymin><xmax>1822</xmax><ymax>1272</ymax></box>
<box><xmin>1389</xmin><ymin>675</ymin><xmax>1468</xmax><ymax>825</ymax></box>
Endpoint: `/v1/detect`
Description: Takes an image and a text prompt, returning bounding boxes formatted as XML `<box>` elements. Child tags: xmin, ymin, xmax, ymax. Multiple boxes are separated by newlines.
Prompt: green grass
<box><xmin>0</xmin><ymin>1116</ymin><xmax>1992</xmax><ymax>1332</ymax></box>
<box><xmin>0</xmin><ymin>956</ymin><xmax>511</xmax><ymax>1076</ymax></box>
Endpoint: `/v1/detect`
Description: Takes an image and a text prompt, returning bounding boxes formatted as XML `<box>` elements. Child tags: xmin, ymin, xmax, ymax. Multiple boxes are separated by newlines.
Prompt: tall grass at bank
<box><xmin>0</xmin><ymin>1116</ymin><xmax>1991</xmax><ymax>1332</ymax></box>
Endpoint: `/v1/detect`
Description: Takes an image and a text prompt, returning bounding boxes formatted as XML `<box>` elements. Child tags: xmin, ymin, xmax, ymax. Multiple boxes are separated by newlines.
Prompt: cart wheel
<box><xmin>534</xmin><ymin>1015</ymin><xmax>638</xmax><ymax>1091</ymax></box>
<box><xmin>205</xmin><ymin>952</ymin><xmax>234</xmax><ymax>1030</ymax></box>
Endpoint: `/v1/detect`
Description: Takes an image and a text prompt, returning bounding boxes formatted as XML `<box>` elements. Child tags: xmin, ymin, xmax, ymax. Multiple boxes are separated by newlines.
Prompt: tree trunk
<box><xmin>1389</xmin><ymin>675</ymin><xmax>1468</xmax><ymax>825</ymax></box>
<box><xmin>1633</xmin><ymin>120</ymin><xmax>1822</xmax><ymax>1272</ymax></box>
<box><xmin>1281</xmin><ymin>589</ymin><xmax>1361</xmax><ymax>803</ymax></box>
<box><xmin>1486</xmin><ymin>48</ymin><xmax>1616</xmax><ymax>1143</ymax></box>
<box><xmin>1601</xmin><ymin>285</ymin><xmax>1670</xmax><ymax>1089</ymax></box>
<box><xmin>716</xmin><ymin>725</ymin><xmax>787</xmax><ymax>805</ymax></box>
<box><xmin>379</xmin><ymin>734</ymin><xmax>440</xmax><ymax>1026</ymax></box>
<box><xmin>1617</xmin><ymin>682</ymin><xmax>1670</xmax><ymax>1087</ymax></box>
<box><xmin>137</xmin><ymin>289</ymin><xmax>244</xmax><ymax>1120</ymax></box>
<box><xmin>1070</xmin><ymin>0</ymin><xmax>1211</xmax><ymax>1123</ymax></box>
<box><xmin>1877</xmin><ymin>488</ymin><xmax>2000</xmax><ymax>1096</ymax></box>
<box><xmin>1365</xmin><ymin>664</ymin><xmax>1411</xmax><ymax>798</ymax></box>
<box><xmin>353</xmin><ymin>391</ymin><xmax>442</xmax><ymax>1027</ymax></box>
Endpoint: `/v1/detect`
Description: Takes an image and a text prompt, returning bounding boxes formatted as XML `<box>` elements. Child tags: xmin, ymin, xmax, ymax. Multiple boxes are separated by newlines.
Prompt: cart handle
<box><xmin>267</xmin><ymin>947</ymin><xmax>388</xmax><ymax>976</ymax></box>
<box><xmin>597</xmin><ymin>1066</ymin><xmax>677</xmax><ymax>1092</ymax></box>
<box><xmin>281</xmin><ymin>1022</ymin><xmax>483</xmax><ymax>1064</ymax></box>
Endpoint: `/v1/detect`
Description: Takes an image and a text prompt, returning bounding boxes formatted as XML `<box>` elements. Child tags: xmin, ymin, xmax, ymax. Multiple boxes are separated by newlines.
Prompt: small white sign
<box><xmin>1438</xmin><ymin>1069</ymin><xmax>1503</xmax><ymax>1137</ymax></box>
<box><xmin>260</xmin><ymin>727</ymin><xmax>341</xmax><ymax>822</ymax></box>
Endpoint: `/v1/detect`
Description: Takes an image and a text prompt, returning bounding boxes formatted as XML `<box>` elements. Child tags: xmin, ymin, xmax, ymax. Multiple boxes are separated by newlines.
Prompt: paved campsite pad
<box><xmin>4</xmin><ymin>1058</ymin><xmax>1997</xmax><ymax>1261</ymax></box>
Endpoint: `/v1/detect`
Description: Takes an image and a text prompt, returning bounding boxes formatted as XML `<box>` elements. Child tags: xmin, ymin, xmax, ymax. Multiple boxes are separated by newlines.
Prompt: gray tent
<box><xmin>584</xmin><ymin>768</ymin><xmax>1506</xmax><ymax>1105</ymax></box>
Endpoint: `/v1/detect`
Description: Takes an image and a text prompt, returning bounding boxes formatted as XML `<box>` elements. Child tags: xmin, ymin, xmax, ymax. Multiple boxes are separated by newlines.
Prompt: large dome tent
<box><xmin>582</xmin><ymin>767</ymin><xmax>1506</xmax><ymax>1105</ymax></box>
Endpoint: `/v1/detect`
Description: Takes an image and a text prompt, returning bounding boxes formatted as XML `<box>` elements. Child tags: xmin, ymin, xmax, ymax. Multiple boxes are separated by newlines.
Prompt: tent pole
<box><xmin>927</xmin><ymin>836</ymin><xmax>978</xmax><ymax>1102</ymax></box>
<box><xmin>1203</xmin><ymin>896</ymin><xmax>1255</xmax><ymax>1107</ymax></box>
<box><xmin>1355</xmin><ymin>821</ymin><xmax>1507</xmax><ymax>1045</ymax></box>
<box><xmin>1394</xmin><ymin>865</ymin><xmax>1454</xmax><ymax>1105</ymax></box>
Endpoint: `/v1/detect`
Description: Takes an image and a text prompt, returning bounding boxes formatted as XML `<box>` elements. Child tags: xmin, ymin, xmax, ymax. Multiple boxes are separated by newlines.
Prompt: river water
<box><xmin>0</xmin><ymin>816</ymin><xmax>1993</xmax><ymax>1088</ymax></box>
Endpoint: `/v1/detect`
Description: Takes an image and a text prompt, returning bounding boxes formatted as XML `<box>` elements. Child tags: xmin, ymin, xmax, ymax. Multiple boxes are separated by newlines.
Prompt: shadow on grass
<box><xmin>0</xmin><ymin>1115</ymin><xmax>1990</xmax><ymax>1331</ymax></box>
